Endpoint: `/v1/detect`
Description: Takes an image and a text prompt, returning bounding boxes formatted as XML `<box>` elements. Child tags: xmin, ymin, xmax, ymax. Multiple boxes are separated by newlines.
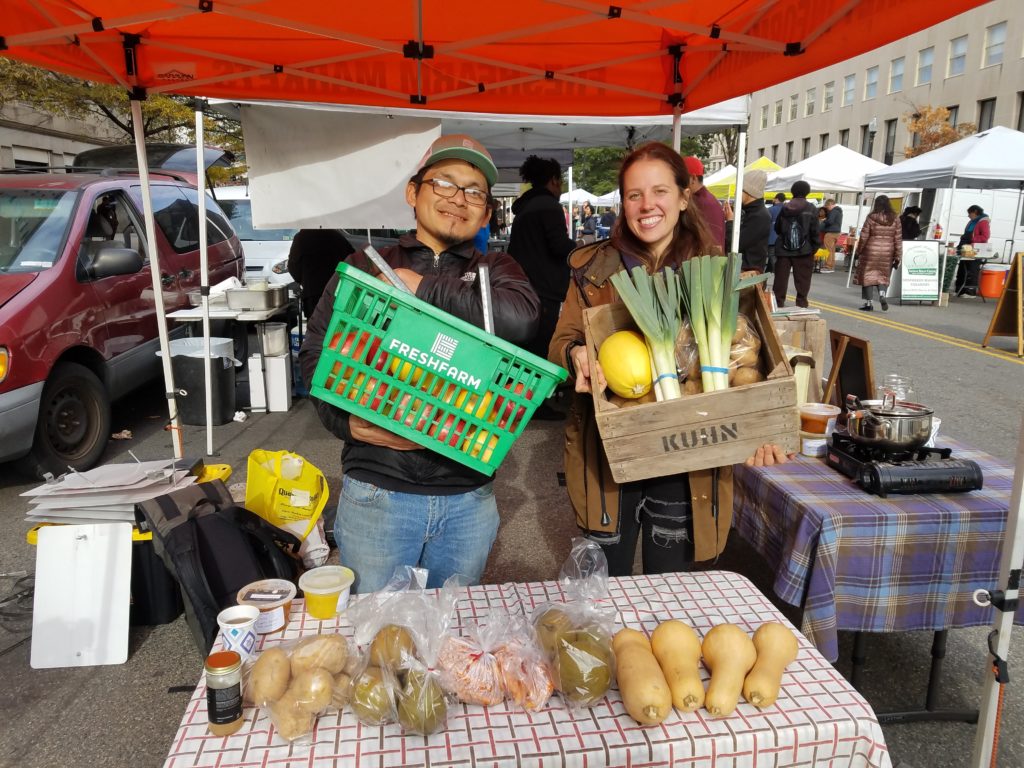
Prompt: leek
<box><xmin>679</xmin><ymin>253</ymin><xmax>769</xmax><ymax>392</ymax></box>
<box><xmin>609</xmin><ymin>266</ymin><xmax>682</xmax><ymax>400</ymax></box>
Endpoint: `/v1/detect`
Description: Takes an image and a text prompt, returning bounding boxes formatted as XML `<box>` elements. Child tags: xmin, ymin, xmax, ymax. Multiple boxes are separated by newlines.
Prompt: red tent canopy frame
<box><xmin>0</xmin><ymin>0</ymin><xmax>987</xmax><ymax>117</ymax></box>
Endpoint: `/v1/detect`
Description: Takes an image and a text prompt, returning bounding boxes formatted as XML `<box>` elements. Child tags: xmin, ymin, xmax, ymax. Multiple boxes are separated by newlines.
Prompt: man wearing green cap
<box><xmin>300</xmin><ymin>134</ymin><xmax>540</xmax><ymax>593</ymax></box>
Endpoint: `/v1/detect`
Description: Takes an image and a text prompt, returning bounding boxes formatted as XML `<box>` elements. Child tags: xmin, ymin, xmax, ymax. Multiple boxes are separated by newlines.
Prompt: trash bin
<box><xmin>160</xmin><ymin>337</ymin><xmax>237</xmax><ymax>426</ymax></box>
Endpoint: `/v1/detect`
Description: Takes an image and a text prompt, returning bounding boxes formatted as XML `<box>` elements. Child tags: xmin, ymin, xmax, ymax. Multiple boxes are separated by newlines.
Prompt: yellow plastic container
<box><xmin>298</xmin><ymin>566</ymin><xmax>355</xmax><ymax>619</ymax></box>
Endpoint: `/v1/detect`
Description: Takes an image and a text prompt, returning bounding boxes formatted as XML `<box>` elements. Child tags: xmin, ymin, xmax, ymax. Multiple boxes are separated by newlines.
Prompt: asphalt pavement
<box><xmin>0</xmin><ymin>260</ymin><xmax>1022</xmax><ymax>768</ymax></box>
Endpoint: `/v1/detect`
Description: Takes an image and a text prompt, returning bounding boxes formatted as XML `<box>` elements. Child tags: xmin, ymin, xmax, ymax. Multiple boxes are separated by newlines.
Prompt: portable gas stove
<box><xmin>826</xmin><ymin>433</ymin><xmax>984</xmax><ymax>497</ymax></box>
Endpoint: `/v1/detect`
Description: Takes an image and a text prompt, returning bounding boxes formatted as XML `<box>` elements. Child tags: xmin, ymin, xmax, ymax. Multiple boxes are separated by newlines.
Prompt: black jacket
<box><xmin>508</xmin><ymin>187</ymin><xmax>575</xmax><ymax>301</ymax></box>
<box><xmin>299</xmin><ymin>233</ymin><xmax>540</xmax><ymax>494</ymax></box>
<box><xmin>737</xmin><ymin>200</ymin><xmax>772</xmax><ymax>272</ymax></box>
<box><xmin>774</xmin><ymin>198</ymin><xmax>820</xmax><ymax>257</ymax></box>
<box><xmin>899</xmin><ymin>213</ymin><xmax>922</xmax><ymax>240</ymax></box>
<box><xmin>287</xmin><ymin>229</ymin><xmax>355</xmax><ymax>317</ymax></box>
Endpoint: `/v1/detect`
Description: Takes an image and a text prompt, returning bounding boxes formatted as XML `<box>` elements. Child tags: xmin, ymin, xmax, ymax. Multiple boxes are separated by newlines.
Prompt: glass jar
<box><xmin>205</xmin><ymin>650</ymin><xmax>244</xmax><ymax>736</ymax></box>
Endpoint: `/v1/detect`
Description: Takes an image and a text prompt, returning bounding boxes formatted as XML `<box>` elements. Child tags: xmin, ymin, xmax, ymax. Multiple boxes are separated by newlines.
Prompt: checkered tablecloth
<box><xmin>732</xmin><ymin>437</ymin><xmax>1019</xmax><ymax>663</ymax></box>
<box><xmin>164</xmin><ymin>571</ymin><xmax>890</xmax><ymax>768</ymax></box>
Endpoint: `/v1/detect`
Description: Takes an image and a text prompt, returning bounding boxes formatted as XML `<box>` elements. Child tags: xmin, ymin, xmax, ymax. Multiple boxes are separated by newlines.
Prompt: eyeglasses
<box><xmin>422</xmin><ymin>177</ymin><xmax>489</xmax><ymax>207</ymax></box>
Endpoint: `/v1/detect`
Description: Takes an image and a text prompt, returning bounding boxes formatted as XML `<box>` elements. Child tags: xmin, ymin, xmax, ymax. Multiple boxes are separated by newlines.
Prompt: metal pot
<box><xmin>844</xmin><ymin>395</ymin><xmax>934</xmax><ymax>453</ymax></box>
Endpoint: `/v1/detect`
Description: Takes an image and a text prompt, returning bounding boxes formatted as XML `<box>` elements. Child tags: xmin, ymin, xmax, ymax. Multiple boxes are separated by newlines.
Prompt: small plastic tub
<box><xmin>298</xmin><ymin>566</ymin><xmax>355</xmax><ymax>620</ymax></box>
<box><xmin>236</xmin><ymin>578</ymin><xmax>296</xmax><ymax>634</ymax></box>
<box><xmin>799</xmin><ymin>403</ymin><xmax>841</xmax><ymax>435</ymax></box>
<box><xmin>800</xmin><ymin>430</ymin><xmax>829</xmax><ymax>457</ymax></box>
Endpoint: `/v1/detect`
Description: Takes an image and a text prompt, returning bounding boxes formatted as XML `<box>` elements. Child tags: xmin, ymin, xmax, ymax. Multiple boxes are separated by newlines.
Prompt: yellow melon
<box><xmin>598</xmin><ymin>330</ymin><xmax>652</xmax><ymax>399</ymax></box>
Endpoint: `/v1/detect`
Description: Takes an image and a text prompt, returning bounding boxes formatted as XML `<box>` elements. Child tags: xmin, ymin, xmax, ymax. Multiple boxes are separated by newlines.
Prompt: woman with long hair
<box><xmin>853</xmin><ymin>195</ymin><xmax>902</xmax><ymax>311</ymax></box>
<box><xmin>548</xmin><ymin>142</ymin><xmax>787</xmax><ymax>576</ymax></box>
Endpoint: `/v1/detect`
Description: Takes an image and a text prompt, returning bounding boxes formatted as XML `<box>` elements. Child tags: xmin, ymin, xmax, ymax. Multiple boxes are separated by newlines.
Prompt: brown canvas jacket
<box><xmin>548</xmin><ymin>241</ymin><xmax>734</xmax><ymax>561</ymax></box>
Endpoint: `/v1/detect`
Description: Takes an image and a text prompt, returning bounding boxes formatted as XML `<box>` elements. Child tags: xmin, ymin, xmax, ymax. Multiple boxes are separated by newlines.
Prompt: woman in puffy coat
<box><xmin>853</xmin><ymin>195</ymin><xmax>902</xmax><ymax>311</ymax></box>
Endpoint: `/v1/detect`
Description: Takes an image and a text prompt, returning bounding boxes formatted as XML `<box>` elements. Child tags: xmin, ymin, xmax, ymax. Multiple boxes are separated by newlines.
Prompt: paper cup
<box><xmin>236</xmin><ymin>579</ymin><xmax>297</xmax><ymax>634</ymax></box>
<box><xmin>217</xmin><ymin>605</ymin><xmax>260</xmax><ymax>661</ymax></box>
<box><xmin>299</xmin><ymin>566</ymin><xmax>355</xmax><ymax>620</ymax></box>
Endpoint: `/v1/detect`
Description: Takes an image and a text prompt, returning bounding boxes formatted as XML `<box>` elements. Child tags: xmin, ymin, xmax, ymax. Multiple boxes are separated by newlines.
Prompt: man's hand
<box><xmin>387</xmin><ymin>268</ymin><xmax>423</xmax><ymax>293</ymax></box>
<box><xmin>349</xmin><ymin>415</ymin><xmax>421</xmax><ymax>450</ymax></box>
<box><xmin>722</xmin><ymin>200</ymin><xmax>734</xmax><ymax>222</ymax></box>
<box><xmin>570</xmin><ymin>343</ymin><xmax>607</xmax><ymax>395</ymax></box>
<box><xmin>745</xmin><ymin>443</ymin><xmax>795</xmax><ymax>466</ymax></box>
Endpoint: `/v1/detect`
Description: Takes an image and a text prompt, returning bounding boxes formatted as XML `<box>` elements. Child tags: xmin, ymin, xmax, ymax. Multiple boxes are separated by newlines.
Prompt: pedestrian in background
<box><xmin>853</xmin><ymin>195</ymin><xmax>902</xmax><ymax>312</ymax></box>
<box><xmin>288</xmin><ymin>229</ymin><xmax>355</xmax><ymax>318</ymax></box>
<box><xmin>580</xmin><ymin>201</ymin><xmax>599</xmax><ymax>242</ymax></box>
<box><xmin>722</xmin><ymin>169</ymin><xmax>771</xmax><ymax>273</ymax></box>
<box><xmin>772</xmin><ymin>180</ymin><xmax>819</xmax><ymax>308</ymax></box>
<box><xmin>766</xmin><ymin>192</ymin><xmax>786</xmax><ymax>273</ymax></box>
<box><xmin>683</xmin><ymin>155</ymin><xmax>726</xmax><ymax>253</ymax></box>
<box><xmin>820</xmin><ymin>198</ymin><xmax>843</xmax><ymax>272</ymax></box>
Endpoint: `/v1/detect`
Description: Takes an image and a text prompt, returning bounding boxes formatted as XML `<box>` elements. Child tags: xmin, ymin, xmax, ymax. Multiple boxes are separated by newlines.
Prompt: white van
<box><xmin>213</xmin><ymin>185</ymin><xmax>297</xmax><ymax>285</ymax></box>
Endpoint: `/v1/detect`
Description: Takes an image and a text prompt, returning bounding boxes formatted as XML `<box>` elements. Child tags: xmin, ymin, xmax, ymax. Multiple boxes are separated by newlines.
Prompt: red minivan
<box><xmin>0</xmin><ymin>166</ymin><xmax>243</xmax><ymax>477</ymax></box>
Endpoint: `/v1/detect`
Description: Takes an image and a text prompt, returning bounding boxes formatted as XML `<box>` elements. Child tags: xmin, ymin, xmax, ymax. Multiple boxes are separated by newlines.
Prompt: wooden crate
<box><xmin>582</xmin><ymin>287</ymin><xmax>799</xmax><ymax>483</ymax></box>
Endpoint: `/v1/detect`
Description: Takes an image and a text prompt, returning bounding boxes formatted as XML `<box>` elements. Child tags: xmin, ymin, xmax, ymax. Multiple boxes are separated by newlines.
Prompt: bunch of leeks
<box><xmin>679</xmin><ymin>254</ymin><xmax>768</xmax><ymax>392</ymax></box>
<box><xmin>608</xmin><ymin>266</ymin><xmax>682</xmax><ymax>400</ymax></box>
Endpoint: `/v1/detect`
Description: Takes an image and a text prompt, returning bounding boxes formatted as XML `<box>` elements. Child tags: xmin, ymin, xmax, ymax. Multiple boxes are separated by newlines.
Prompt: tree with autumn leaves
<box><xmin>903</xmin><ymin>106</ymin><xmax>976</xmax><ymax>158</ymax></box>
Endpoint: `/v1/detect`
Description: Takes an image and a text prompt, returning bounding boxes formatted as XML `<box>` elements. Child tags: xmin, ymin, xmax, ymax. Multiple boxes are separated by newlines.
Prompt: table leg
<box><xmin>850</xmin><ymin>630</ymin><xmax>979</xmax><ymax>725</ymax></box>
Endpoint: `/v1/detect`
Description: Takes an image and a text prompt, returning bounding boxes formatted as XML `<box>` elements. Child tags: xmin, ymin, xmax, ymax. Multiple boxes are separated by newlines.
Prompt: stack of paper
<box><xmin>22</xmin><ymin>459</ymin><xmax>198</xmax><ymax>525</ymax></box>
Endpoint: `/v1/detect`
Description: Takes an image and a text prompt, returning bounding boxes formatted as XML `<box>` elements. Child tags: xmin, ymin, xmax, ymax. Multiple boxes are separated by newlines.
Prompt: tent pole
<box><xmin>970</xmin><ymin>412</ymin><xmax>1024</xmax><ymax>768</ymax></box>
<box><xmin>1009</xmin><ymin>182</ymin><xmax>1023</xmax><ymax>260</ymax></box>
<box><xmin>940</xmin><ymin>177</ymin><xmax>958</xmax><ymax>300</ymax></box>
<box><xmin>568</xmin><ymin>165</ymin><xmax>575</xmax><ymax>239</ymax></box>
<box><xmin>846</xmin><ymin>187</ymin><xmax>865</xmax><ymax>289</ymax></box>
<box><xmin>130</xmin><ymin>97</ymin><xmax>183</xmax><ymax>459</ymax></box>
<box><xmin>731</xmin><ymin>125</ymin><xmax>748</xmax><ymax>255</ymax></box>
<box><xmin>672</xmin><ymin>104</ymin><xmax>681</xmax><ymax>154</ymax></box>
<box><xmin>195</xmin><ymin>102</ymin><xmax>215</xmax><ymax>456</ymax></box>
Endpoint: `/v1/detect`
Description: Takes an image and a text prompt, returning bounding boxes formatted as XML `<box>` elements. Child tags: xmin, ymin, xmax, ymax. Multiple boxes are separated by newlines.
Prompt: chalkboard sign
<box><xmin>982</xmin><ymin>253</ymin><xmax>1023</xmax><ymax>357</ymax></box>
<box><xmin>823</xmin><ymin>331</ymin><xmax>875</xmax><ymax>406</ymax></box>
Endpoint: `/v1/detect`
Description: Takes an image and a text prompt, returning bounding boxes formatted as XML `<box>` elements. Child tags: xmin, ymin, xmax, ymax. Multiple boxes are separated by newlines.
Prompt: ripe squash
<box><xmin>701</xmin><ymin>624</ymin><xmax>756</xmax><ymax>717</ymax></box>
<box><xmin>612</xmin><ymin>628</ymin><xmax>672</xmax><ymax>725</ymax></box>
<box><xmin>742</xmin><ymin>622</ymin><xmax>799</xmax><ymax>708</ymax></box>
<box><xmin>650</xmin><ymin>620</ymin><xmax>705</xmax><ymax>712</ymax></box>
<box><xmin>598</xmin><ymin>330</ymin><xmax>652</xmax><ymax>399</ymax></box>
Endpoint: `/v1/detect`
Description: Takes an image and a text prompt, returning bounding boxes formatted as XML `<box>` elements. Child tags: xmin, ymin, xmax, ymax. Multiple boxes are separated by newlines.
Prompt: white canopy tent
<box><xmin>594</xmin><ymin>189</ymin><xmax>622</xmax><ymax>207</ymax></box>
<box><xmin>767</xmin><ymin>145</ymin><xmax>887</xmax><ymax>193</ymax></box>
<box><xmin>560</xmin><ymin>189</ymin><xmax>599</xmax><ymax>205</ymax></box>
<box><xmin>703</xmin><ymin>164</ymin><xmax>737</xmax><ymax>187</ymax></box>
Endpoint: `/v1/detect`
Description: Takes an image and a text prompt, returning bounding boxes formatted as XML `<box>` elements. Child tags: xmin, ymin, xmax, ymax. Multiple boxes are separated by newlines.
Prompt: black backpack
<box><xmin>780</xmin><ymin>210</ymin><xmax>809</xmax><ymax>252</ymax></box>
<box><xmin>137</xmin><ymin>479</ymin><xmax>301</xmax><ymax>654</ymax></box>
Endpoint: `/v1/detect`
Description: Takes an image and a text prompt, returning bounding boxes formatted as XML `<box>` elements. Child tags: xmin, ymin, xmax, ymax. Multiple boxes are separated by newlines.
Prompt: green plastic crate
<box><xmin>310</xmin><ymin>263</ymin><xmax>568</xmax><ymax>475</ymax></box>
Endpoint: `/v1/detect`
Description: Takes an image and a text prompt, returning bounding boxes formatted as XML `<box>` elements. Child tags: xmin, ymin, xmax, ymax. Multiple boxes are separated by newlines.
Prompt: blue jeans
<box><xmin>334</xmin><ymin>476</ymin><xmax>499</xmax><ymax>593</ymax></box>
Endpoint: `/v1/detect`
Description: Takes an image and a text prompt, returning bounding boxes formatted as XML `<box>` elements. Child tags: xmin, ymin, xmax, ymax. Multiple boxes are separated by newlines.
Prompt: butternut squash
<box><xmin>742</xmin><ymin>622</ymin><xmax>799</xmax><ymax>708</ymax></box>
<box><xmin>701</xmin><ymin>624</ymin><xmax>756</xmax><ymax>717</ymax></box>
<box><xmin>650</xmin><ymin>620</ymin><xmax>705</xmax><ymax>712</ymax></box>
<box><xmin>612</xmin><ymin>628</ymin><xmax>672</xmax><ymax>725</ymax></box>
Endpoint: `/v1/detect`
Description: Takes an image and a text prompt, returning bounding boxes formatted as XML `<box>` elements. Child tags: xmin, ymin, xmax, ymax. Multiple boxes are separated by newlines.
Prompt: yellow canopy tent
<box><xmin>707</xmin><ymin>157</ymin><xmax>781</xmax><ymax>199</ymax></box>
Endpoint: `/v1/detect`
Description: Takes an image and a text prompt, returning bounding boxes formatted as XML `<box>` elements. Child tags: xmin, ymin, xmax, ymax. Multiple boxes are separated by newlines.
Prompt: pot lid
<box><xmin>862</xmin><ymin>400</ymin><xmax>933</xmax><ymax>417</ymax></box>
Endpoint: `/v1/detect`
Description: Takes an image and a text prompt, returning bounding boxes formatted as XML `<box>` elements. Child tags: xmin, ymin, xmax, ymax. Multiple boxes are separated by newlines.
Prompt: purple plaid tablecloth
<box><xmin>732</xmin><ymin>437</ymin><xmax>1019</xmax><ymax>662</ymax></box>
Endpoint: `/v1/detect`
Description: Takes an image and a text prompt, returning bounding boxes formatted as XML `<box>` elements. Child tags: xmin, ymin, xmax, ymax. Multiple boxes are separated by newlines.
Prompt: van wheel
<box><xmin>23</xmin><ymin>363</ymin><xmax>111</xmax><ymax>479</ymax></box>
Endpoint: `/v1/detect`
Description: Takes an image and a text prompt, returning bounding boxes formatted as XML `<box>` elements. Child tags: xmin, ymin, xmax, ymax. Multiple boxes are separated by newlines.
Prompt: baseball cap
<box><xmin>419</xmin><ymin>134</ymin><xmax>498</xmax><ymax>187</ymax></box>
<box><xmin>742</xmin><ymin>170</ymin><xmax>767</xmax><ymax>199</ymax></box>
<box><xmin>682</xmin><ymin>156</ymin><xmax>704</xmax><ymax>177</ymax></box>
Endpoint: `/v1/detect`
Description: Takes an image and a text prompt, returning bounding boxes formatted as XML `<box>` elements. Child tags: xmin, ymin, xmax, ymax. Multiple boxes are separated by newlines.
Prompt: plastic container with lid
<box><xmin>799</xmin><ymin>403</ymin><xmax>841</xmax><ymax>435</ymax></box>
<box><xmin>236</xmin><ymin>578</ymin><xmax>297</xmax><ymax>634</ymax></box>
<box><xmin>299</xmin><ymin>566</ymin><xmax>355</xmax><ymax>620</ymax></box>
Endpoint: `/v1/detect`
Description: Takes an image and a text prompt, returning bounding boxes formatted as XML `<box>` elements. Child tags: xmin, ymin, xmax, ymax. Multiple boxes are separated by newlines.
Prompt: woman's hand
<box><xmin>570</xmin><ymin>343</ymin><xmax>607</xmax><ymax>395</ymax></box>
<box><xmin>349</xmin><ymin>415</ymin><xmax>420</xmax><ymax>450</ymax></box>
<box><xmin>745</xmin><ymin>443</ymin><xmax>795</xmax><ymax>466</ymax></box>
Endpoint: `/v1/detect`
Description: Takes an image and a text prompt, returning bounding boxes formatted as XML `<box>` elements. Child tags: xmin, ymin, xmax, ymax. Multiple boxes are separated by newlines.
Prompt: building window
<box><xmin>860</xmin><ymin>124</ymin><xmax>875</xmax><ymax>157</ymax></box>
<box><xmin>805</xmin><ymin>88</ymin><xmax>816</xmax><ymax>117</ymax></box>
<box><xmin>977</xmin><ymin>98</ymin><xmax>996</xmax><ymax>131</ymax></box>
<box><xmin>883</xmin><ymin>119</ymin><xmax>897</xmax><ymax>165</ymax></box>
<box><xmin>1017</xmin><ymin>92</ymin><xmax>1024</xmax><ymax>132</ymax></box>
<box><xmin>984</xmin><ymin>22</ymin><xmax>1006</xmax><ymax>67</ymax></box>
<box><xmin>917</xmin><ymin>47</ymin><xmax>934</xmax><ymax>85</ymax></box>
<box><xmin>760</xmin><ymin>104</ymin><xmax>769</xmax><ymax>130</ymax></box>
<box><xmin>757</xmin><ymin>147</ymin><xmax>765</xmax><ymax>159</ymax></box>
<box><xmin>820</xmin><ymin>133</ymin><xmax>830</xmax><ymax>151</ymax></box>
<box><xmin>771</xmin><ymin>144</ymin><xmax>779</xmax><ymax>163</ymax></box>
<box><xmin>840</xmin><ymin>128</ymin><xmax>850</xmax><ymax>148</ymax></box>
<box><xmin>842</xmin><ymin>74</ymin><xmax>855</xmax><ymax>106</ymax></box>
<box><xmin>865</xmin><ymin>66</ymin><xmax>878</xmax><ymax>99</ymax></box>
<box><xmin>823</xmin><ymin>81</ymin><xmax>835</xmax><ymax>112</ymax></box>
<box><xmin>774</xmin><ymin>100</ymin><xmax>783</xmax><ymax>125</ymax></box>
<box><xmin>889</xmin><ymin>57</ymin><xmax>904</xmax><ymax>93</ymax></box>
<box><xmin>800</xmin><ymin>137</ymin><xmax>810</xmax><ymax>159</ymax></box>
<box><xmin>947</xmin><ymin>104</ymin><xmax>960</xmax><ymax>127</ymax></box>
<box><xmin>948</xmin><ymin>35</ymin><xmax>967</xmax><ymax>77</ymax></box>
<box><xmin>785</xmin><ymin>141</ymin><xmax>794</xmax><ymax>166</ymax></box>
<box><xmin>789</xmin><ymin>94</ymin><xmax>799</xmax><ymax>121</ymax></box>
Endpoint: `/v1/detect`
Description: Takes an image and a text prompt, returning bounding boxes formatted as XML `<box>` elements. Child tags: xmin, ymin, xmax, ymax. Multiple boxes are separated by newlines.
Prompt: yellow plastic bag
<box><xmin>245</xmin><ymin>449</ymin><xmax>328</xmax><ymax>541</ymax></box>
<box><xmin>814</xmin><ymin>247</ymin><xmax>829</xmax><ymax>262</ymax></box>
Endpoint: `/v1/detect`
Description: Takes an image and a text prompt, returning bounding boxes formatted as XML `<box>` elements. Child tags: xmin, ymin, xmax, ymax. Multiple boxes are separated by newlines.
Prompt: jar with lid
<box><xmin>205</xmin><ymin>650</ymin><xmax>244</xmax><ymax>736</ymax></box>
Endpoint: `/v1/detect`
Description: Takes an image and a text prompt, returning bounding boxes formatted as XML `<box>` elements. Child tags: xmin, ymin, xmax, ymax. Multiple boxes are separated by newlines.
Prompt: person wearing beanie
<box><xmin>820</xmin><ymin>198</ymin><xmax>843</xmax><ymax>272</ymax></box>
<box><xmin>772</xmin><ymin>179</ymin><xmax>820</xmax><ymax>308</ymax></box>
<box><xmin>683</xmin><ymin>155</ymin><xmax>726</xmax><ymax>252</ymax></box>
<box><xmin>722</xmin><ymin>169</ymin><xmax>771</xmax><ymax>272</ymax></box>
<box><xmin>899</xmin><ymin>205</ymin><xmax>923</xmax><ymax>240</ymax></box>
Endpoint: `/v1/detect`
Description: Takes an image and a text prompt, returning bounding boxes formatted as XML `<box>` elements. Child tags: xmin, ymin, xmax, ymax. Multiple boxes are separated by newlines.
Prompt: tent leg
<box><xmin>970</xmin><ymin>413</ymin><xmax>1024</xmax><ymax>768</ymax></box>
<box><xmin>195</xmin><ymin>102</ymin><xmax>215</xmax><ymax>456</ymax></box>
<box><xmin>130</xmin><ymin>98</ymin><xmax>183</xmax><ymax>459</ymax></box>
<box><xmin>672</xmin><ymin>105</ymin><xmax>681</xmax><ymax>155</ymax></box>
<box><xmin>731</xmin><ymin>126</ymin><xmax>748</xmax><ymax>255</ymax></box>
<box><xmin>846</xmin><ymin>189</ymin><xmax>865</xmax><ymax>289</ymax></box>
